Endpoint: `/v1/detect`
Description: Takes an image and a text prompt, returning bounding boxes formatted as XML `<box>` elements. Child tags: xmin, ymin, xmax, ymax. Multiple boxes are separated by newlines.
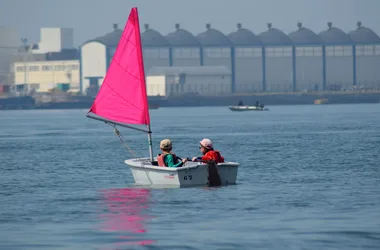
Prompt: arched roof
<box><xmin>348</xmin><ymin>21</ymin><xmax>380</xmax><ymax>44</ymax></box>
<box><xmin>288</xmin><ymin>22</ymin><xmax>323</xmax><ymax>45</ymax></box>
<box><xmin>196</xmin><ymin>24</ymin><xmax>232</xmax><ymax>46</ymax></box>
<box><xmin>319</xmin><ymin>22</ymin><xmax>352</xmax><ymax>45</ymax></box>
<box><xmin>227</xmin><ymin>23</ymin><xmax>262</xmax><ymax>46</ymax></box>
<box><xmin>141</xmin><ymin>24</ymin><xmax>170</xmax><ymax>47</ymax></box>
<box><xmin>165</xmin><ymin>24</ymin><xmax>200</xmax><ymax>47</ymax></box>
<box><xmin>259</xmin><ymin>23</ymin><xmax>293</xmax><ymax>46</ymax></box>
<box><xmin>83</xmin><ymin>23</ymin><xmax>169</xmax><ymax>48</ymax></box>
<box><xmin>85</xmin><ymin>24</ymin><xmax>122</xmax><ymax>47</ymax></box>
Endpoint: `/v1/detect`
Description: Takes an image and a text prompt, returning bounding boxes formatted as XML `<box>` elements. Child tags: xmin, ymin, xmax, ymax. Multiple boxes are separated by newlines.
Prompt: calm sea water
<box><xmin>1</xmin><ymin>104</ymin><xmax>380</xmax><ymax>250</ymax></box>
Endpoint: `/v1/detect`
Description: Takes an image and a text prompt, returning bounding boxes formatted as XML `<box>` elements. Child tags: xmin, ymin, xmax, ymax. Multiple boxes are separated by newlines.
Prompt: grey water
<box><xmin>1</xmin><ymin>104</ymin><xmax>379</xmax><ymax>250</ymax></box>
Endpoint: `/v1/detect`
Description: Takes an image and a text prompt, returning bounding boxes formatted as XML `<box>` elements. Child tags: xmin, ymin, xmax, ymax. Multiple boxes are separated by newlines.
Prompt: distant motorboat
<box><xmin>314</xmin><ymin>98</ymin><xmax>329</xmax><ymax>105</ymax></box>
<box><xmin>228</xmin><ymin>105</ymin><xmax>269</xmax><ymax>111</ymax></box>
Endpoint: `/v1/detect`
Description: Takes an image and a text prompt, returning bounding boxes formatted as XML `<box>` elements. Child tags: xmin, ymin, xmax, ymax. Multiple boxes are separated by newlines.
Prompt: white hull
<box><xmin>125</xmin><ymin>158</ymin><xmax>239</xmax><ymax>187</ymax></box>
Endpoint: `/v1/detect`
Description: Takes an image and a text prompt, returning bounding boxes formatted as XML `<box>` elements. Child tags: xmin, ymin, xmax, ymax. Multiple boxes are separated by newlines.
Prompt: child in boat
<box><xmin>191</xmin><ymin>138</ymin><xmax>225</xmax><ymax>164</ymax></box>
<box><xmin>157</xmin><ymin>139</ymin><xmax>187</xmax><ymax>168</ymax></box>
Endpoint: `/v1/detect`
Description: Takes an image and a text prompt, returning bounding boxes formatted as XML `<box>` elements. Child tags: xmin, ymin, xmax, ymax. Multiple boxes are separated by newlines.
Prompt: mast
<box><xmin>147</xmin><ymin>125</ymin><xmax>154</xmax><ymax>162</ymax></box>
<box><xmin>134</xmin><ymin>8</ymin><xmax>154</xmax><ymax>163</ymax></box>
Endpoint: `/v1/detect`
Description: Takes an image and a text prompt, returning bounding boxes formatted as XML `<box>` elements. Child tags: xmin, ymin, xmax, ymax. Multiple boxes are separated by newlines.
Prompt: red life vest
<box><xmin>202</xmin><ymin>150</ymin><xmax>224</xmax><ymax>164</ymax></box>
<box><xmin>157</xmin><ymin>153</ymin><xmax>178</xmax><ymax>167</ymax></box>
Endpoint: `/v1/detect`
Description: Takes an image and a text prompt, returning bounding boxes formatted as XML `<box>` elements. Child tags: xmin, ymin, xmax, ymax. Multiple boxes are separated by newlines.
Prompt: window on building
<box><xmin>235</xmin><ymin>48</ymin><xmax>262</xmax><ymax>58</ymax></box>
<box><xmin>54</xmin><ymin>65</ymin><xmax>65</xmax><ymax>71</ymax></box>
<box><xmin>16</xmin><ymin>66</ymin><xmax>25</xmax><ymax>72</ymax></box>
<box><xmin>326</xmin><ymin>46</ymin><xmax>352</xmax><ymax>57</ymax></box>
<box><xmin>266</xmin><ymin>47</ymin><xmax>292</xmax><ymax>57</ymax></box>
<box><xmin>28</xmin><ymin>65</ymin><xmax>39</xmax><ymax>71</ymax></box>
<box><xmin>143</xmin><ymin>48</ymin><xmax>169</xmax><ymax>59</ymax></box>
<box><xmin>356</xmin><ymin>45</ymin><xmax>364</xmax><ymax>56</ymax></box>
<box><xmin>364</xmin><ymin>45</ymin><xmax>374</xmax><ymax>56</ymax></box>
<box><xmin>296</xmin><ymin>47</ymin><xmax>322</xmax><ymax>57</ymax></box>
<box><xmin>334</xmin><ymin>46</ymin><xmax>344</xmax><ymax>56</ymax></box>
<box><xmin>326</xmin><ymin>47</ymin><xmax>334</xmax><ymax>56</ymax></box>
<box><xmin>304</xmin><ymin>47</ymin><xmax>313</xmax><ymax>56</ymax></box>
<box><xmin>205</xmin><ymin>48</ymin><xmax>230</xmax><ymax>58</ymax></box>
<box><xmin>66</xmin><ymin>64</ymin><xmax>79</xmax><ymax>71</ymax></box>
<box><xmin>314</xmin><ymin>47</ymin><xmax>322</xmax><ymax>56</ymax></box>
<box><xmin>173</xmin><ymin>48</ymin><xmax>200</xmax><ymax>59</ymax></box>
<box><xmin>265</xmin><ymin>47</ymin><xmax>275</xmax><ymax>57</ymax></box>
<box><xmin>296</xmin><ymin>47</ymin><xmax>304</xmax><ymax>56</ymax></box>
<box><xmin>343</xmin><ymin>46</ymin><xmax>352</xmax><ymax>56</ymax></box>
<box><xmin>283</xmin><ymin>47</ymin><xmax>292</xmax><ymax>57</ymax></box>
<box><xmin>42</xmin><ymin>65</ymin><xmax>52</xmax><ymax>71</ymax></box>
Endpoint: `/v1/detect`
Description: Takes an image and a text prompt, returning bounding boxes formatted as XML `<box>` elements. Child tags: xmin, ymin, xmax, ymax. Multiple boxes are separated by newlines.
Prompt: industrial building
<box><xmin>166</xmin><ymin>24</ymin><xmax>201</xmax><ymax>67</ymax></box>
<box><xmin>146</xmin><ymin>66</ymin><xmax>231</xmax><ymax>96</ymax></box>
<box><xmin>14</xmin><ymin>59</ymin><xmax>80</xmax><ymax>92</ymax></box>
<box><xmin>228</xmin><ymin>23</ymin><xmax>262</xmax><ymax>93</ymax></box>
<box><xmin>349</xmin><ymin>22</ymin><xmax>380</xmax><ymax>90</ymax></box>
<box><xmin>10</xmin><ymin>27</ymin><xmax>79</xmax><ymax>93</ymax></box>
<box><xmin>289</xmin><ymin>22</ymin><xmax>324</xmax><ymax>92</ymax></box>
<box><xmin>79</xmin><ymin>21</ymin><xmax>380</xmax><ymax>97</ymax></box>
<box><xmin>6</xmin><ymin>21</ymin><xmax>380</xmax><ymax>97</ymax></box>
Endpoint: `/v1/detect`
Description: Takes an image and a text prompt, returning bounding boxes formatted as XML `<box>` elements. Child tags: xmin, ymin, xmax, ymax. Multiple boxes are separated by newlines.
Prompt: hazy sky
<box><xmin>1</xmin><ymin>0</ymin><xmax>379</xmax><ymax>46</ymax></box>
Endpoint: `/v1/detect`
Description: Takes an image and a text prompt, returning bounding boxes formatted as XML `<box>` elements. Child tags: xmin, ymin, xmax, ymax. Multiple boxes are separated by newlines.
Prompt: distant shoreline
<box><xmin>0</xmin><ymin>91</ymin><xmax>379</xmax><ymax>110</ymax></box>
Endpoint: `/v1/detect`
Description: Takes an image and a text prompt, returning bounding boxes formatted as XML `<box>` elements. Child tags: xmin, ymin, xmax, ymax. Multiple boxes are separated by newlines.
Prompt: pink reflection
<box><xmin>99</xmin><ymin>188</ymin><xmax>156</xmax><ymax>246</ymax></box>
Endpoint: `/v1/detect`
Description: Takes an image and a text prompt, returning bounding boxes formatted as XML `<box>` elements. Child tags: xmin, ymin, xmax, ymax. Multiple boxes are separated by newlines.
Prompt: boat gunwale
<box><xmin>125</xmin><ymin>158</ymin><xmax>239</xmax><ymax>172</ymax></box>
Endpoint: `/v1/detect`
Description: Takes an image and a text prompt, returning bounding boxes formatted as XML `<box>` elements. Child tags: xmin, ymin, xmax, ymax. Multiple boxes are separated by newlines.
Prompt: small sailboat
<box><xmin>86</xmin><ymin>8</ymin><xmax>239</xmax><ymax>187</ymax></box>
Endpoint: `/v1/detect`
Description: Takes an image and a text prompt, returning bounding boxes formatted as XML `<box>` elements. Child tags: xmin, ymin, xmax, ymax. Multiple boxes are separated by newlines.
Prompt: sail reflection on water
<box><xmin>99</xmin><ymin>188</ymin><xmax>155</xmax><ymax>246</ymax></box>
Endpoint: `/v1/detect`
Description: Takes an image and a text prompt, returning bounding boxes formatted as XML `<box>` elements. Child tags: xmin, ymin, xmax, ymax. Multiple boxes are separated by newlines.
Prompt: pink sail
<box><xmin>88</xmin><ymin>7</ymin><xmax>150</xmax><ymax>125</ymax></box>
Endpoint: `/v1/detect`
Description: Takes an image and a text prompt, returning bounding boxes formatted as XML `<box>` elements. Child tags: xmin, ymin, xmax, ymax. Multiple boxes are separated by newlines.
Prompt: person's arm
<box><xmin>191</xmin><ymin>156</ymin><xmax>202</xmax><ymax>162</ymax></box>
<box><xmin>165</xmin><ymin>154</ymin><xmax>184</xmax><ymax>168</ymax></box>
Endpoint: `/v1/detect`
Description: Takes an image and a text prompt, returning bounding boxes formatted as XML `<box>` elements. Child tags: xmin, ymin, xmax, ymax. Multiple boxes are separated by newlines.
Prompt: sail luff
<box><xmin>133</xmin><ymin>8</ymin><xmax>154</xmax><ymax>162</ymax></box>
<box><xmin>133</xmin><ymin>8</ymin><xmax>151</xmax><ymax>126</ymax></box>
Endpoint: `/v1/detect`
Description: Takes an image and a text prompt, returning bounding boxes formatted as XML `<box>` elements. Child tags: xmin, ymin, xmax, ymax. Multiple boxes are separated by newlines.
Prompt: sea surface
<box><xmin>1</xmin><ymin>104</ymin><xmax>379</xmax><ymax>250</ymax></box>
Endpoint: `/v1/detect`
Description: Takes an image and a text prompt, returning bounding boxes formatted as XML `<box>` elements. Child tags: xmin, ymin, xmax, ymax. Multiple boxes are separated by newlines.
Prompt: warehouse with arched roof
<box><xmin>228</xmin><ymin>23</ymin><xmax>263</xmax><ymax>92</ymax></box>
<box><xmin>289</xmin><ymin>22</ymin><xmax>324</xmax><ymax>92</ymax></box>
<box><xmin>349</xmin><ymin>22</ymin><xmax>380</xmax><ymax>90</ymax></box>
<box><xmin>78</xmin><ymin>20</ymin><xmax>380</xmax><ymax>96</ymax></box>
<box><xmin>196</xmin><ymin>24</ymin><xmax>233</xmax><ymax>92</ymax></box>
<box><xmin>259</xmin><ymin>23</ymin><xmax>293</xmax><ymax>92</ymax></box>
<box><xmin>319</xmin><ymin>22</ymin><xmax>354</xmax><ymax>91</ymax></box>
<box><xmin>165</xmin><ymin>24</ymin><xmax>201</xmax><ymax>67</ymax></box>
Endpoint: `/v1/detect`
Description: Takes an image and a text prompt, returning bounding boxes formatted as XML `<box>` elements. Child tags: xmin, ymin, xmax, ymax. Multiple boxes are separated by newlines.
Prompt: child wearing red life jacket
<box><xmin>191</xmin><ymin>138</ymin><xmax>225</xmax><ymax>164</ymax></box>
<box><xmin>157</xmin><ymin>139</ymin><xmax>188</xmax><ymax>168</ymax></box>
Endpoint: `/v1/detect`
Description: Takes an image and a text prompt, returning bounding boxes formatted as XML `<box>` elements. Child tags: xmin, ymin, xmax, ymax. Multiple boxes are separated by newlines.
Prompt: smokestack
<box><xmin>175</xmin><ymin>23</ymin><xmax>180</xmax><ymax>30</ymax></box>
<box><xmin>206</xmin><ymin>23</ymin><xmax>211</xmax><ymax>30</ymax></box>
<box><xmin>327</xmin><ymin>22</ymin><xmax>332</xmax><ymax>29</ymax></box>
<box><xmin>144</xmin><ymin>24</ymin><xmax>149</xmax><ymax>31</ymax></box>
<box><xmin>267</xmin><ymin>23</ymin><xmax>272</xmax><ymax>29</ymax></box>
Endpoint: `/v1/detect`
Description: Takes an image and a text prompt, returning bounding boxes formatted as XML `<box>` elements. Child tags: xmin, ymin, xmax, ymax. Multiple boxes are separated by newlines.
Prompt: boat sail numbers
<box><xmin>86</xmin><ymin>8</ymin><xmax>239</xmax><ymax>187</ymax></box>
<box><xmin>86</xmin><ymin>7</ymin><xmax>154</xmax><ymax>162</ymax></box>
